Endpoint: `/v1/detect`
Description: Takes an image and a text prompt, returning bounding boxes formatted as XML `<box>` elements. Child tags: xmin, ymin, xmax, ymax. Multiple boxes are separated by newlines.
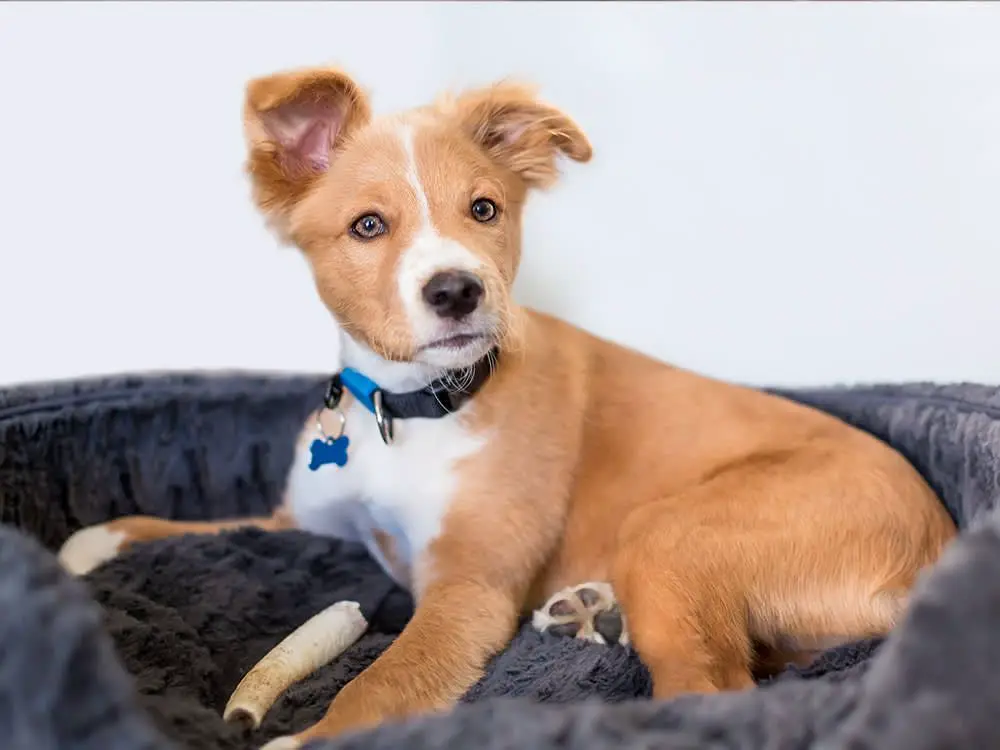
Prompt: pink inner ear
<box><xmin>261</xmin><ymin>99</ymin><xmax>344</xmax><ymax>173</ymax></box>
<box><xmin>296</xmin><ymin>118</ymin><xmax>334</xmax><ymax>171</ymax></box>
<box><xmin>499</xmin><ymin>120</ymin><xmax>530</xmax><ymax>146</ymax></box>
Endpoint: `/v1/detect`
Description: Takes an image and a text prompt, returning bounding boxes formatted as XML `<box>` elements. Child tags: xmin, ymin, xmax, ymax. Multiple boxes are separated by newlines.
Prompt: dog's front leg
<box><xmin>298</xmin><ymin>579</ymin><xmax>517</xmax><ymax>742</ymax></box>
<box><xmin>265</xmin><ymin>495</ymin><xmax>560</xmax><ymax>748</ymax></box>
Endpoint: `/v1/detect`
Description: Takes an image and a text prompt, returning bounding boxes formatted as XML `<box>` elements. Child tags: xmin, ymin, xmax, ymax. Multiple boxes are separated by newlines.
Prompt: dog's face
<box><xmin>243</xmin><ymin>68</ymin><xmax>591</xmax><ymax>371</ymax></box>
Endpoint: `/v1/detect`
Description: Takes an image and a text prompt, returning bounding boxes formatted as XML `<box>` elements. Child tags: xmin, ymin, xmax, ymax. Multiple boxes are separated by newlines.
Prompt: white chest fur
<box><xmin>283</xmin><ymin>396</ymin><xmax>487</xmax><ymax>592</ymax></box>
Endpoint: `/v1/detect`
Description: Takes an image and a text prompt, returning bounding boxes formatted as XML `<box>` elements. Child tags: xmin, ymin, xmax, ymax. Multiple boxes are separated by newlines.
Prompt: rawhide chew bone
<box><xmin>223</xmin><ymin>600</ymin><xmax>368</xmax><ymax>729</ymax></box>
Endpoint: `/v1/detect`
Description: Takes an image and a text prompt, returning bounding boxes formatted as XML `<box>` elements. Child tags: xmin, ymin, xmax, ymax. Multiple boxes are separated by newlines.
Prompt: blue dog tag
<box><xmin>308</xmin><ymin>435</ymin><xmax>350</xmax><ymax>471</ymax></box>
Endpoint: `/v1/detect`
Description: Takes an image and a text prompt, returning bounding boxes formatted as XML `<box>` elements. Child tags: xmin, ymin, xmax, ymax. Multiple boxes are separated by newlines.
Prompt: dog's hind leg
<box><xmin>614</xmin><ymin>513</ymin><xmax>756</xmax><ymax>697</ymax></box>
<box><xmin>613</xmin><ymin>442</ymin><xmax>951</xmax><ymax>700</ymax></box>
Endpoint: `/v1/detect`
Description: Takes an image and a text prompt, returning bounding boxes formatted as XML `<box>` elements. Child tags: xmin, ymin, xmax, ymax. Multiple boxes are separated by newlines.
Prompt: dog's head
<box><xmin>243</xmin><ymin>67</ymin><xmax>591</xmax><ymax>372</ymax></box>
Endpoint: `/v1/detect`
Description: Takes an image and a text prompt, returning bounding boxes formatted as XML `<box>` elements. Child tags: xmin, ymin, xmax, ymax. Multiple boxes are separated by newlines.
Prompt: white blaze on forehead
<box><xmin>401</xmin><ymin>122</ymin><xmax>433</xmax><ymax>226</ymax></box>
<box><xmin>395</xmin><ymin>123</ymin><xmax>482</xmax><ymax>339</ymax></box>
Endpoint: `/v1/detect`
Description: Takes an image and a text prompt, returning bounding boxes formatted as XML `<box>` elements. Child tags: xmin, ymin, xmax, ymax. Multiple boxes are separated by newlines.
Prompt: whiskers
<box><xmin>430</xmin><ymin>367</ymin><xmax>472</xmax><ymax>415</ymax></box>
<box><xmin>485</xmin><ymin>347</ymin><xmax>498</xmax><ymax>382</ymax></box>
<box><xmin>368</xmin><ymin>311</ymin><xmax>409</xmax><ymax>362</ymax></box>
<box><xmin>429</xmin><ymin>336</ymin><xmax>501</xmax><ymax>415</ymax></box>
<box><xmin>440</xmin><ymin>364</ymin><xmax>477</xmax><ymax>394</ymax></box>
<box><xmin>480</xmin><ymin>271</ymin><xmax>526</xmax><ymax>359</ymax></box>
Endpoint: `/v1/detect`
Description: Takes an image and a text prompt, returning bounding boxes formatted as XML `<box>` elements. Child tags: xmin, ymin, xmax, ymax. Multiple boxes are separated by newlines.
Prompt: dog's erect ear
<box><xmin>453</xmin><ymin>82</ymin><xmax>592</xmax><ymax>189</ymax></box>
<box><xmin>243</xmin><ymin>67</ymin><xmax>371</xmax><ymax>232</ymax></box>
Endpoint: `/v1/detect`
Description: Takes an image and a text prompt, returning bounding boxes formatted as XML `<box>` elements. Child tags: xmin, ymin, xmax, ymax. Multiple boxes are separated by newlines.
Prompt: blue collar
<box><xmin>322</xmin><ymin>347</ymin><xmax>499</xmax><ymax>443</ymax></box>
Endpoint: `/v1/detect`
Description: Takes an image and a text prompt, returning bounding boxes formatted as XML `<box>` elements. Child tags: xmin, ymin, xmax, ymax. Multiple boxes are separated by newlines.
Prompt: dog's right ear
<box><xmin>243</xmin><ymin>67</ymin><xmax>371</xmax><ymax>236</ymax></box>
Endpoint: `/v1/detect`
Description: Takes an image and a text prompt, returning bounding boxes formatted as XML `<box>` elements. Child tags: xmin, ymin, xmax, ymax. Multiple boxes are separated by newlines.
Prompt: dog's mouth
<box><xmin>419</xmin><ymin>333</ymin><xmax>488</xmax><ymax>352</ymax></box>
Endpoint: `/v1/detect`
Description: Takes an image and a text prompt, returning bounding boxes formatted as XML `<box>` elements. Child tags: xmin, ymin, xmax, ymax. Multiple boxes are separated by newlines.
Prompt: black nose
<box><xmin>421</xmin><ymin>270</ymin><xmax>484</xmax><ymax>320</ymax></box>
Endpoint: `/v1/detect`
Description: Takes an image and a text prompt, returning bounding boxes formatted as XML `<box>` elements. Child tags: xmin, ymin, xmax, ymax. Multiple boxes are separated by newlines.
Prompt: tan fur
<box><xmin>98</xmin><ymin>511</ymin><xmax>294</xmax><ymax>552</ymax></box>
<box><xmin>74</xmin><ymin>67</ymin><xmax>957</xmax><ymax>741</ymax></box>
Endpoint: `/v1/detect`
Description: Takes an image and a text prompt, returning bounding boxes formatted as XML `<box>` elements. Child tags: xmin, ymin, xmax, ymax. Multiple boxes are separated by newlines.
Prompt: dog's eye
<box><xmin>350</xmin><ymin>213</ymin><xmax>386</xmax><ymax>240</ymax></box>
<box><xmin>470</xmin><ymin>198</ymin><xmax>497</xmax><ymax>223</ymax></box>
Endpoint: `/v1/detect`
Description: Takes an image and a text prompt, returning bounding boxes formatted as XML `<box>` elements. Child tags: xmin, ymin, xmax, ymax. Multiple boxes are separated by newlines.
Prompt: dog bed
<box><xmin>2</xmin><ymin>373</ymin><xmax>1000</xmax><ymax>750</ymax></box>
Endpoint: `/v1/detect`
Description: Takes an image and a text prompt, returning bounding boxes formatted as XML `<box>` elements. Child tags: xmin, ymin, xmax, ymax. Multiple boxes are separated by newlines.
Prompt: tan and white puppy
<box><xmin>58</xmin><ymin>66</ymin><xmax>957</xmax><ymax>748</ymax></box>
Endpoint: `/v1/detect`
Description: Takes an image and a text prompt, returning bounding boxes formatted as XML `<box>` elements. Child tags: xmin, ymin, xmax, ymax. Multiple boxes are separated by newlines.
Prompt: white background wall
<box><xmin>1</xmin><ymin>2</ymin><xmax>997</xmax><ymax>388</ymax></box>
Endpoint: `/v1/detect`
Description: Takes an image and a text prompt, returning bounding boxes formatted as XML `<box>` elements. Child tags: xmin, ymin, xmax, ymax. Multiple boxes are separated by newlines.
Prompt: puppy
<box><xmin>58</xmin><ymin>66</ymin><xmax>957</xmax><ymax>747</ymax></box>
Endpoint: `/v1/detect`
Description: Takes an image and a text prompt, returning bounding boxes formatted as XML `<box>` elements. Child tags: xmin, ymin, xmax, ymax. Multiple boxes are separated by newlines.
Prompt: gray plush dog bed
<box><xmin>2</xmin><ymin>374</ymin><xmax>999</xmax><ymax>750</ymax></box>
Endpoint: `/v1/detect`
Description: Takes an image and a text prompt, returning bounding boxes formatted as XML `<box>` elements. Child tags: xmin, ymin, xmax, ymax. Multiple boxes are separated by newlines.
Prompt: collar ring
<box><xmin>372</xmin><ymin>390</ymin><xmax>394</xmax><ymax>445</ymax></box>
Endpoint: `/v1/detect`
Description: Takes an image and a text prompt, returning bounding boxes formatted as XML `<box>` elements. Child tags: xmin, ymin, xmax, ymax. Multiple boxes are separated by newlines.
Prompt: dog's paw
<box><xmin>57</xmin><ymin>524</ymin><xmax>127</xmax><ymax>576</ymax></box>
<box><xmin>532</xmin><ymin>581</ymin><xmax>629</xmax><ymax>646</ymax></box>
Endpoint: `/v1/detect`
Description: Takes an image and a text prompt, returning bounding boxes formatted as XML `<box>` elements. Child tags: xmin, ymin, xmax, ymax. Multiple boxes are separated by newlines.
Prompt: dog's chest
<box><xmin>284</xmin><ymin>399</ymin><xmax>486</xmax><ymax>589</ymax></box>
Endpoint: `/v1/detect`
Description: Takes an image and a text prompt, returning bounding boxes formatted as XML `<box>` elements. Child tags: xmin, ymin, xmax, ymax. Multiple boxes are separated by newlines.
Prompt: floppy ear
<box><xmin>243</xmin><ymin>67</ymin><xmax>371</xmax><ymax>234</ymax></box>
<box><xmin>453</xmin><ymin>82</ymin><xmax>592</xmax><ymax>189</ymax></box>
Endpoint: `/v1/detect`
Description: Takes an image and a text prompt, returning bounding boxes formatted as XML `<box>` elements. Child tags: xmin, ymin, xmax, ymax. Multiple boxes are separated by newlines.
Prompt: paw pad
<box><xmin>532</xmin><ymin>581</ymin><xmax>629</xmax><ymax>646</ymax></box>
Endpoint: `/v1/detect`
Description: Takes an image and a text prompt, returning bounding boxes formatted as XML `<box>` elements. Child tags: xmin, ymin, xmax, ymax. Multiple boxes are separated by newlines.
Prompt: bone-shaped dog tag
<box><xmin>308</xmin><ymin>435</ymin><xmax>350</xmax><ymax>471</ymax></box>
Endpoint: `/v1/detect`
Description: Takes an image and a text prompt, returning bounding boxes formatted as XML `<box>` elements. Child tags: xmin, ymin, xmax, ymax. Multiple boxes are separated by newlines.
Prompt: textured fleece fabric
<box><xmin>1</xmin><ymin>374</ymin><xmax>999</xmax><ymax>750</ymax></box>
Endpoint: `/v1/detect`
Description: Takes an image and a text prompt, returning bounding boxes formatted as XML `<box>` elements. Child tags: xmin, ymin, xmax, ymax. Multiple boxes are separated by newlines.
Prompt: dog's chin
<box><xmin>414</xmin><ymin>332</ymin><xmax>495</xmax><ymax>371</ymax></box>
